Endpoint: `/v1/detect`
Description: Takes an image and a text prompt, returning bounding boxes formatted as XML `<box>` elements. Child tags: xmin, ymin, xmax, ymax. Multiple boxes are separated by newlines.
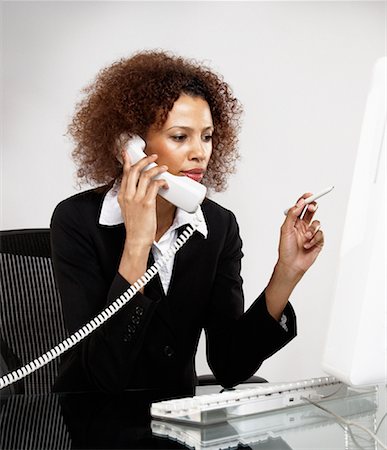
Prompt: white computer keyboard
<box><xmin>152</xmin><ymin>388</ymin><xmax>377</xmax><ymax>450</ymax></box>
<box><xmin>151</xmin><ymin>376</ymin><xmax>342</xmax><ymax>424</ymax></box>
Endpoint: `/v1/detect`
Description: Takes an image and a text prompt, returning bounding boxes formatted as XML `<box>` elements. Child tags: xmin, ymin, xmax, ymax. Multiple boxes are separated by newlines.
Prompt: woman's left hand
<box><xmin>278</xmin><ymin>193</ymin><xmax>324</xmax><ymax>279</ymax></box>
<box><xmin>265</xmin><ymin>193</ymin><xmax>324</xmax><ymax>320</ymax></box>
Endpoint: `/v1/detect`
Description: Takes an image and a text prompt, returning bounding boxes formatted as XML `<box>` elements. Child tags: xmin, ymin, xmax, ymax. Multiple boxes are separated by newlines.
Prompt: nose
<box><xmin>188</xmin><ymin>137</ymin><xmax>209</xmax><ymax>162</ymax></box>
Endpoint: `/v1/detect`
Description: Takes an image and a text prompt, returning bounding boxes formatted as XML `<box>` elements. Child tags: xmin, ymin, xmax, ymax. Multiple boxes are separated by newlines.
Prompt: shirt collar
<box><xmin>98</xmin><ymin>182</ymin><xmax>208</xmax><ymax>238</ymax></box>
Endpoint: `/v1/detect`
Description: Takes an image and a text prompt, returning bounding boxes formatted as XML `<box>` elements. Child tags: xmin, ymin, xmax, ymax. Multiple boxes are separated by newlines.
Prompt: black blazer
<box><xmin>51</xmin><ymin>188</ymin><xmax>296</xmax><ymax>393</ymax></box>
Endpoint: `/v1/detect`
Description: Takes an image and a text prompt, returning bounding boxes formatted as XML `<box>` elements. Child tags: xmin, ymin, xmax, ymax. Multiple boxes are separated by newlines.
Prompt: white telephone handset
<box><xmin>125</xmin><ymin>136</ymin><xmax>206</xmax><ymax>213</ymax></box>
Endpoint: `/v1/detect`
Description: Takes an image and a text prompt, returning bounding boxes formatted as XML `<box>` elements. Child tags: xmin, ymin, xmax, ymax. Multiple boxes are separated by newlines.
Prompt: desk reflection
<box><xmin>0</xmin><ymin>386</ymin><xmax>381</xmax><ymax>450</ymax></box>
<box><xmin>59</xmin><ymin>389</ymin><xmax>190</xmax><ymax>449</ymax></box>
<box><xmin>59</xmin><ymin>389</ymin><xmax>291</xmax><ymax>449</ymax></box>
<box><xmin>152</xmin><ymin>388</ymin><xmax>378</xmax><ymax>450</ymax></box>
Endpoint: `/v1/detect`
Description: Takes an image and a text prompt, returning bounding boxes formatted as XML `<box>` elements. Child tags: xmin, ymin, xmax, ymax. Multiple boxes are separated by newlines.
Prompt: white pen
<box><xmin>284</xmin><ymin>186</ymin><xmax>335</xmax><ymax>215</ymax></box>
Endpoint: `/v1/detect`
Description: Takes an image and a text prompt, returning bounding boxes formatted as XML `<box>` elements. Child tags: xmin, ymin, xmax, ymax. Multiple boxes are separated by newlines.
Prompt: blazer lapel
<box><xmin>145</xmin><ymin>252</ymin><xmax>177</xmax><ymax>339</ymax></box>
<box><xmin>167</xmin><ymin>231</ymin><xmax>205</xmax><ymax>297</ymax></box>
<box><xmin>146</xmin><ymin>230</ymin><xmax>206</xmax><ymax>337</ymax></box>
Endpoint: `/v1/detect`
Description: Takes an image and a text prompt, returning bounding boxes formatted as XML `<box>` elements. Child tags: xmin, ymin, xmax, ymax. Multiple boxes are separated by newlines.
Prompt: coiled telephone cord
<box><xmin>0</xmin><ymin>216</ymin><xmax>202</xmax><ymax>391</ymax></box>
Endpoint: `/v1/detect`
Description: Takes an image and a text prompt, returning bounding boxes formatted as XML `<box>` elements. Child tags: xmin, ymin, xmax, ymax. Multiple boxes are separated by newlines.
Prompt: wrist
<box><xmin>265</xmin><ymin>262</ymin><xmax>303</xmax><ymax>321</ymax></box>
<box><xmin>123</xmin><ymin>239</ymin><xmax>152</xmax><ymax>257</ymax></box>
<box><xmin>119</xmin><ymin>243</ymin><xmax>151</xmax><ymax>289</ymax></box>
<box><xmin>274</xmin><ymin>260</ymin><xmax>304</xmax><ymax>287</ymax></box>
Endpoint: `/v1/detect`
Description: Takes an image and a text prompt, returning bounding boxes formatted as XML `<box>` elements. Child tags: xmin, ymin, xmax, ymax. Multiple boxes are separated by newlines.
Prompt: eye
<box><xmin>171</xmin><ymin>135</ymin><xmax>187</xmax><ymax>142</ymax></box>
<box><xmin>202</xmin><ymin>134</ymin><xmax>213</xmax><ymax>142</ymax></box>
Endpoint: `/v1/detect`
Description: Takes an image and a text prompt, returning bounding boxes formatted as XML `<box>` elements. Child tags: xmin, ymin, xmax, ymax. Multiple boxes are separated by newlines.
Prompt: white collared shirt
<box><xmin>99</xmin><ymin>182</ymin><xmax>208</xmax><ymax>294</ymax></box>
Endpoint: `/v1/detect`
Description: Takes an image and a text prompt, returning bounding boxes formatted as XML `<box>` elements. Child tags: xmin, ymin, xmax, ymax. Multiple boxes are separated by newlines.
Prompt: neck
<box><xmin>155</xmin><ymin>196</ymin><xmax>176</xmax><ymax>241</ymax></box>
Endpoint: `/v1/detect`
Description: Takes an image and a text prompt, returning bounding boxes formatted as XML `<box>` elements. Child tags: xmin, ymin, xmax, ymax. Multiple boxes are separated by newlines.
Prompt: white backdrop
<box><xmin>2</xmin><ymin>1</ymin><xmax>385</xmax><ymax>382</ymax></box>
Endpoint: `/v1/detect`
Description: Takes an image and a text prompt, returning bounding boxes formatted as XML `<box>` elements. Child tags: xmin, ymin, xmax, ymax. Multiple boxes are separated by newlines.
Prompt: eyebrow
<box><xmin>166</xmin><ymin>125</ymin><xmax>214</xmax><ymax>131</ymax></box>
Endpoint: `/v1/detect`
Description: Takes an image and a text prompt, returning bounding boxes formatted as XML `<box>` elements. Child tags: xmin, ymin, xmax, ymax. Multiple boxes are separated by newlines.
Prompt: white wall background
<box><xmin>2</xmin><ymin>1</ymin><xmax>386</xmax><ymax>382</ymax></box>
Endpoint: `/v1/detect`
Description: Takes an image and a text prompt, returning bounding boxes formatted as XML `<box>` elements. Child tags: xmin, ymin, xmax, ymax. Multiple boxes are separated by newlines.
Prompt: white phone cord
<box><xmin>0</xmin><ymin>215</ymin><xmax>202</xmax><ymax>391</ymax></box>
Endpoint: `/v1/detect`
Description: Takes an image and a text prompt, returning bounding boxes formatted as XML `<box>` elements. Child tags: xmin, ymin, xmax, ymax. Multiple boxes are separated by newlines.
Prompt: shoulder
<box><xmin>202</xmin><ymin>198</ymin><xmax>241</xmax><ymax>243</ymax></box>
<box><xmin>202</xmin><ymin>198</ymin><xmax>238</xmax><ymax>227</ymax></box>
<box><xmin>202</xmin><ymin>198</ymin><xmax>243</xmax><ymax>257</ymax></box>
<box><xmin>51</xmin><ymin>186</ymin><xmax>109</xmax><ymax>228</ymax></box>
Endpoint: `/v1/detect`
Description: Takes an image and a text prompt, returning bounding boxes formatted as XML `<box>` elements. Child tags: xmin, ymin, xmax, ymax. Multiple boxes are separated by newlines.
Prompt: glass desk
<box><xmin>0</xmin><ymin>383</ymin><xmax>386</xmax><ymax>449</ymax></box>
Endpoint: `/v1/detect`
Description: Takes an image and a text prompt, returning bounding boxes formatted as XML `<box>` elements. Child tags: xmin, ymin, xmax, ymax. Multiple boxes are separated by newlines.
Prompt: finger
<box><xmin>304</xmin><ymin>220</ymin><xmax>321</xmax><ymax>240</ymax></box>
<box><xmin>144</xmin><ymin>178</ymin><xmax>169</xmax><ymax>204</ymax></box>
<box><xmin>304</xmin><ymin>230</ymin><xmax>324</xmax><ymax>249</ymax></box>
<box><xmin>302</xmin><ymin>202</ymin><xmax>318</xmax><ymax>224</ymax></box>
<box><xmin>297</xmin><ymin>192</ymin><xmax>316</xmax><ymax>219</ymax></box>
<box><xmin>284</xmin><ymin>192</ymin><xmax>313</xmax><ymax>218</ymax></box>
<box><xmin>131</xmin><ymin>153</ymin><xmax>158</xmax><ymax>172</ymax></box>
<box><xmin>282</xmin><ymin>198</ymin><xmax>307</xmax><ymax>231</ymax></box>
<box><xmin>125</xmin><ymin>154</ymin><xmax>158</xmax><ymax>196</ymax></box>
<box><xmin>118</xmin><ymin>150</ymin><xmax>132</xmax><ymax>203</ymax></box>
<box><xmin>296</xmin><ymin>192</ymin><xmax>313</xmax><ymax>203</ymax></box>
<box><xmin>136</xmin><ymin>165</ymin><xmax>168</xmax><ymax>199</ymax></box>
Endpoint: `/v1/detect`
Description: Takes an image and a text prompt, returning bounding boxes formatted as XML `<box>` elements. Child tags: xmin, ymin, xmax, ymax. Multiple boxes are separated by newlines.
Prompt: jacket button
<box><xmin>131</xmin><ymin>315</ymin><xmax>140</xmax><ymax>325</ymax></box>
<box><xmin>163</xmin><ymin>345</ymin><xmax>175</xmax><ymax>358</ymax></box>
<box><xmin>135</xmin><ymin>306</ymin><xmax>144</xmax><ymax>316</ymax></box>
<box><xmin>123</xmin><ymin>334</ymin><xmax>132</xmax><ymax>343</ymax></box>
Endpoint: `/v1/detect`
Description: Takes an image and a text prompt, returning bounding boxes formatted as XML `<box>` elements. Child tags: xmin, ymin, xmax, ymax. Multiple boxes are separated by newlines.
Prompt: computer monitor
<box><xmin>322</xmin><ymin>56</ymin><xmax>386</xmax><ymax>386</ymax></box>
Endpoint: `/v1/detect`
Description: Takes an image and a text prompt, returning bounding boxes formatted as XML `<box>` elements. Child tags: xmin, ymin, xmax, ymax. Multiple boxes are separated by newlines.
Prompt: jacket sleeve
<box><xmin>203</xmin><ymin>211</ymin><xmax>297</xmax><ymax>388</ymax></box>
<box><xmin>50</xmin><ymin>198</ymin><xmax>160</xmax><ymax>393</ymax></box>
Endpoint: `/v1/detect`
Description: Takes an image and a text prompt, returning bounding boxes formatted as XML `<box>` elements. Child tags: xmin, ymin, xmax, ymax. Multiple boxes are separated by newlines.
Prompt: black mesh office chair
<box><xmin>0</xmin><ymin>229</ymin><xmax>67</xmax><ymax>394</ymax></box>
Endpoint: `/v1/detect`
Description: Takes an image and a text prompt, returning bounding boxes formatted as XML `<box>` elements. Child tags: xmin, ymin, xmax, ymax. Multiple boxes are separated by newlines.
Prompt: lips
<box><xmin>181</xmin><ymin>169</ymin><xmax>205</xmax><ymax>182</ymax></box>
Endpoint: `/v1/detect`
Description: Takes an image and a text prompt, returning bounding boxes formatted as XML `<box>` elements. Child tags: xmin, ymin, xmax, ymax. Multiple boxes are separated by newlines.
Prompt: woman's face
<box><xmin>144</xmin><ymin>94</ymin><xmax>213</xmax><ymax>183</ymax></box>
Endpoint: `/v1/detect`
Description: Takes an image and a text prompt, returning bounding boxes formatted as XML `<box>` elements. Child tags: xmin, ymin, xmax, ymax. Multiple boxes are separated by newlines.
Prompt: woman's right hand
<box><xmin>117</xmin><ymin>150</ymin><xmax>168</xmax><ymax>285</ymax></box>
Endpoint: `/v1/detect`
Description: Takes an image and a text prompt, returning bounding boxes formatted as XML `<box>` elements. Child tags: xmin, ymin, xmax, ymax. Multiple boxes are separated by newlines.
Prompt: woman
<box><xmin>51</xmin><ymin>50</ymin><xmax>323</xmax><ymax>393</ymax></box>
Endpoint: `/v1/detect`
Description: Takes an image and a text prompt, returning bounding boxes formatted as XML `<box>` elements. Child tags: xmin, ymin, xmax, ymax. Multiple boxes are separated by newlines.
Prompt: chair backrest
<box><xmin>0</xmin><ymin>229</ymin><xmax>67</xmax><ymax>394</ymax></box>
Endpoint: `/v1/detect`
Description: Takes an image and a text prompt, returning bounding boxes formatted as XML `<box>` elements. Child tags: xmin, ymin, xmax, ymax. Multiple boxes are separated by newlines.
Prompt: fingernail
<box><xmin>305</xmin><ymin>231</ymin><xmax>312</xmax><ymax>239</ymax></box>
<box><xmin>304</xmin><ymin>242</ymin><xmax>311</xmax><ymax>249</ymax></box>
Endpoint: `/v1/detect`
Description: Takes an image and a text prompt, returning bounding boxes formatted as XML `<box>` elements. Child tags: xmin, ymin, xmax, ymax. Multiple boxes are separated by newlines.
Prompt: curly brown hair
<box><xmin>69</xmin><ymin>50</ymin><xmax>243</xmax><ymax>192</ymax></box>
